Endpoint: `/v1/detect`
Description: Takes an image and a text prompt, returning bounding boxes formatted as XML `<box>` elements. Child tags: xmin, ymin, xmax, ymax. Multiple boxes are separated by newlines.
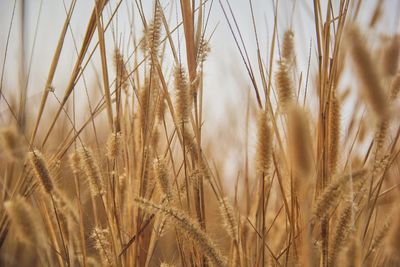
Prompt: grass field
<box><xmin>0</xmin><ymin>0</ymin><xmax>399</xmax><ymax>266</ymax></box>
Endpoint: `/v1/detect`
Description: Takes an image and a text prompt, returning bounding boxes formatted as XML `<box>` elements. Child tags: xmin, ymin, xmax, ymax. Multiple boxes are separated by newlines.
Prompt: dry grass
<box><xmin>0</xmin><ymin>0</ymin><xmax>399</xmax><ymax>266</ymax></box>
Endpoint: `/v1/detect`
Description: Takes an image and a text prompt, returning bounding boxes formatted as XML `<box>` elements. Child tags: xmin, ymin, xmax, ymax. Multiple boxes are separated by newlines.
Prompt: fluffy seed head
<box><xmin>78</xmin><ymin>147</ymin><xmax>104</xmax><ymax>196</ymax></box>
<box><xmin>145</xmin><ymin>3</ymin><xmax>162</xmax><ymax>59</ymax></box>
<box><xmin>106</xmin><ymin>132</ymin><xmax>122</xmax><ymax>160</ymax></box>
<box><xmin>275</xmin><ymin>61</ymin><xmax>294</xmax><ymax>113</ymax></box>
<box><xmin>91</xmin><ymin>227</ymin><xmax>113</xmax><ymax>265</ymax></box>
<box><xmin>135</xmin><ymin>197</ymin><xmax>227</xmax><ymax>267</ymax></box>
<box><xmin>329</xmin><ymin>202</ymin><xmax>355</xmax><ymax>267</ymax></box>
<box><xmin>69</xmin><ymin>151</ymin><xmax>81</xmax><ymax>175</ymax></box>
<box><xmin>157</xmin><ymin>94</ymin><xmax>166</xmax><ymax>123</ymax></box>
<box><xmin>154</xmin><ymin>158</ymin><xmax>172</xmax><ymax>201</ymax></box>
<box><xmin>219</xmin><ymin>197</ymin><xmax>238</xmax><ymax>241</ymax></box>
<box><xmin>114</xmin><ymin>49</ymin><xmax>129</xmax><ymax>92</ymax></box>
<box><xmin>313</xmin><ymin>169</ymin><xmax>366</xmax><ymax>219</ymax></box>
<box><xmin>287</xmin><ymin>105</ymin><xmax>313</xmax><ymax>178</ymax></box>
<box><xmin>198</xmin><ymin>37</ymin><xmax>211</xmax><ymax>63</ymax></box>
<box><xmin>174</xmin><ymin>65</ymin><xmax>191</xmax><ymax>124</ymax></box>
<box><xmin>0</xmin><ymin>126</ymin><xmax>23</xmax><ymax>161</ymax></box>
<box><xmin>328</xmin><ymin>91</ymin><xmax>341</xmax><ymax>176</ymax></box>
<box><xmin>28</xmin><ymin>150</ymin><xmax>54</xmax><ymax>194</ymax></box>
<box><xmin>4</xmin><ymin>196</ymin><xmax>43</xmax><ymax>245</ymax></box>
<box><xmin>256</xmin><ymin>110</ymin><xmax>272</xmax><ymax>177</ymax></box>
<box><xmin>281</xmin><ymin>30</ymin><xmax>295</xmax><ymax>64</ymax></box>
<box><xmin>347</xmin><ymin>25</ymin><xmax>389</xmax><ymax>119</ymax></box>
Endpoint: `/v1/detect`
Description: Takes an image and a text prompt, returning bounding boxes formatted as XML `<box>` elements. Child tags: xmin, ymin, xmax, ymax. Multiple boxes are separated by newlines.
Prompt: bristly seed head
<box><xmin>174</xmin><ymin>65</ymin><xmax>191</xmax><ymax>124</ymax></box>
<box><xmin>347</xmin><ymin>25</ymin><xmax>389</xmax><ymax>119</ymax></box>
<box><xmin>78</xmin><ymin>147</ymin><xmax>104</xmax><ymax>196</ymax></box>
<box><xmin>281</xmin><ymin>30</ymin><xmax>295</xmax><ymax>64</ymax></box>
<box><xmin>28</xmin><ymin>150</ymin><xmax>54</xmax><ymax>194</ymax></box>
<box><xmin>256</xmin><ymin>110</ymin><xmax>272</xmax><ymax>178</ymax></box>
<box><xmin>106</xmin><ymin>132</ymin><xmax>122</xmax><ymax>160</ymax></box>
<box><xmin>275</xmin><ymin>61</ymin><xmax>294</xmax><ymax>113</ymax></box>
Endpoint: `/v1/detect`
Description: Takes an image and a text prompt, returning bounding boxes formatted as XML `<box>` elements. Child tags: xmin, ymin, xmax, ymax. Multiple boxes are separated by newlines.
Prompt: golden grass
<box><xmin>0</xmin><ymin>0</ymin><xmax>399</xmax><ymax>266</ymax></box>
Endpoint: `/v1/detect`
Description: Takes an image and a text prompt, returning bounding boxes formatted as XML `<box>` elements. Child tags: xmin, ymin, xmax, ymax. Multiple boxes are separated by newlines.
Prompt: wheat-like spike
<box><xmin>4</xmin><ymin>196</ymin><xmax>43</xmax><ymax>245</ymax></box>
<box><xmin>154</xmin><ymin>158</ymin><xmax>172</xmax><ymax>201</ymax></box>
<box><xmin>313</xmin><ymin>169</ymin><xmax>366</xmax><ymax>219</ymax></box>
<box><xmin>69</xmin><ymin>151</ymin><xmax>81</xmax><ymax>175</ymax></box>
<box><xmin>287</xmin><ymin>105</ymin><xmax>313</xmax><ymax>178</ymax></box>
<box><xmin>151</xmin><ymin>128</ymin><xmax>160</xmax><ymax>153</ymax></box>
<box><xmin>347</xmin><ymin>25</ymin><xmax>388</xmax><ymax>119</ymax></box>
<box><xmin>370</xmin><ymin>217</ymin><xmax>391</xmax><ymax>253</ymax></box>
<box><xmin>147</xmin><ymin>3</ymin><xmax>162</xmax><ymax>60</ymax></box>
<box><xmin>329</xmin><ymin>202</ymin><xmax>354</xmax><ymax>267</ymax></box>
<box><xmin>256</xmin><ymin>110</ymin><xmax>272</xmax><ymax>178</ymax></box>
<box><xmin>174</xmin><ymin>65</ymin><xmax>191</xmax><ymax>124</ymax></box>
<box><xmin>139</xmin><ymin>77</ymin><xmax>151</xmax><ymax>133</ymax></box>
<box><xmin>157</xmin><ymin>215</ymin><xmax>169</xmax><ymax>237</ymax></box>
<box><xmin>218</xmin><ymin>197</ymin><xmax>238</xmax><ymax>241</ymax></box>
<box><xmin>113</xmin><ymin>49</ymin><xmax>129</xmax><ymax>92</ymax></box>
<box><xmin>197</xmin><ymin>37</ymin><xmax>211</xmax><ymax>64</ymax></box>
<box><xmin>275</xmin><ymin>61</ymin><xmax>294</xmax><ymax>113</ymax></box>
<box><xmin>371</xmin><ymin>122</ymin><xmax>390</xmax><ymax>180</ymax></box>
<box><xmin>281</xmin><ymin>30</ymin><xmax>295</xmax><ymax>64</ymax></box>
<box><xmin>0</xmin><ymin>126</ymin><xmax>23</xmax><ymax>161</ymax></box>
<box><xmin>157</xmin><ymin>93</ymin><xmax>166</xmax><ymax>124</ymax></box>
<box><xmin>328</xmin><ymin>91</ymin><xmax>341</xmax><ymax>176</ymax></box>
<box><xmin>135</xmin><ymin>197</ymin><xmax>227</xmax><ymax>267</ymax></box>
<box><xmin>374</xmin><ymin>119</ymin><xmax>388</xmax><ymax>160</ymax></box>
<box><xmin>106</xmin><ymin>132</ymin><xmax>122</xmax><ymax>160</ymax></box>
<box><xmin>141</xmin><ymin>147</ymin><xmax>156</xmax><ymax>198</ymax></box>
<box><xmin>28</xmin><ymin>150</ymin><xmax>54</xmax><ymax>194</ymax></box>
<box><xmin>54</xmin><ymin>189</ymin><xmax>79</xmax><ymax>225</ymax></box>
<box><xmin>78</xmin><ymin>147</ymin><xmax>104</xmax><ymax>196</ymax></box>
<box><xmin>53</xmin><ymin>195</ymin><xmax>72</xmax><ymax>244</ymax></box>
<box><xmin>91</xmin><ymin>227</ymin><xmax>113</xmax><ymax>266</ymax></box>
<box><xmin>382</xmin><ymin>37</ymin><xmax>399</xmax><ymax>77</ymax></box>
